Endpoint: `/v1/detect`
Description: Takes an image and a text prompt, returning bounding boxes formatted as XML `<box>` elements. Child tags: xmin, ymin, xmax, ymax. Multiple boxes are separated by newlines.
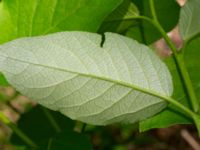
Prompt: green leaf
<box><xmin>0</xmin><ymin>73</ymin><xmax>8</xmax><ymax>86</ymax></box>
<box><xmin>179</xmin><ymin>0</ymin><xmax>200</xmax><ymax>41</ymax></box>
<box><xmin>99</xmin><ymin>0</ymin><xmax>139</xmax><ymax>33</ymax></box>
<box><xmin>0</xmin><ymin>0</ymin><xmax>122</xmax><ymax>44</ymax></box>
<box><xmin>43</xmin><ymin>130</ymin><xmax>92</xmax><ymax>150</ymax></box>
<box><xmin>125</xmin><ymin>25</ymin><xmax>144</xmax><ymax>43</ymax></box>
<box><xmin>0</xmin><ymin>31</ymin><xmax>173</xmax><ymax>125</ymax></box>
<box><xmin>130</xmin><ymin>0</ymin><xmax>180</xmax><ymax>44</ymax></box>
<box><xmin>11</xmin><ymin>106</ymin><xmax>75</xmax><ymax>146</ymax></box>
<box><xmin>12</xmin><ymin>145</ymin><xmax>27</xmax><ymax>150</ymax></box>
<box><xmin>184</xmin><ymin>37</ymin><xmax>200</xmax><ymax>100</ymax></box>
<box><xmin>193</xmin><ymin>115</ymin><xmax>200</xmax><ymax>136</ymax></box>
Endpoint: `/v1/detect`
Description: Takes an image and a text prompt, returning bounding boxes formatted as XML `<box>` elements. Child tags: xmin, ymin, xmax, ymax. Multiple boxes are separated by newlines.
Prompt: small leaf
<box><xmin>184</xmin><ymin>36</ymin><xmax>200</xmax><ymax>100</ymax></box>
<box><xmin>11</xmin><ymin>106</ymin><xmax>75</xmax><ymax>146</ymax></box>
<box><xmin>0</xmin><ymin>73</ymin><xmax>8</xmax><ymax>86</ymax></box>
<box><xmin>125</xmin><ymin>27</ymin><xmax>144</xmax><ymax>43</ymax></box>
<box><xmin>0</xmin><ymin>31</ymin><xmax>173</xmax><ymax>125</ymax></box>
<box><xmin>193</xmin><ymin>115</ymin><xmax>200</xmax><ymax>136</ymax></box>
<box><xmin>99</xmin><ymin>0</ymin><xmax>139</xmax><ymax>33</ymax></box>
<box><xmin>179</xmin><ymin>0</ymin><xmax>200</xmax><ymax>41</ymax></box>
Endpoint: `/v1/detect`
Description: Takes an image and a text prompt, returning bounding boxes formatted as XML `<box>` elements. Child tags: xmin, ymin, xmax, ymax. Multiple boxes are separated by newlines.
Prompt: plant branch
<box><xmin>181</xmin><ymin>129</ymin><xmax>200</xmax><ymax>150</ymax></box>
<box><xmin>41</xmin><ymin>107</ymin><xmax>61</xmax><ymax>133</ymax></box>
<box><xmin>148</xmin><ymin>0</ymin><xmax>199</xmax><ymax>112</ymax></box>
<box><xmin>81</xmin><ymin>123</ymin><xmax>87</xmax><ymax>133</ymax></box>
<box><xmin>149</xmin><ymin>0</ymin><xmax>158</xmax><ymax>21</ymax></box>
<box><xmin>0</xmin><ymin>112</ymin><xmax>38</xmax><ymax>149</ymax></box>
<box><xmin>158</xmin><ymin>95</ymin><xmax>196</xmax><ymax>119</ymax></box>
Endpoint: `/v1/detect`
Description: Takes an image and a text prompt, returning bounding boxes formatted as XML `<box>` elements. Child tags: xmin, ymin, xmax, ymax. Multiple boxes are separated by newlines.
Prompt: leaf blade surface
<box><xmin>0</xmin><ymin>32</ymin><xmax>173</xmax><ymax>125</ymax></box>
<box><xmin>179</xmin><ymin>0</ymin><xmax>200</xmax><ymax>41</ymax></box>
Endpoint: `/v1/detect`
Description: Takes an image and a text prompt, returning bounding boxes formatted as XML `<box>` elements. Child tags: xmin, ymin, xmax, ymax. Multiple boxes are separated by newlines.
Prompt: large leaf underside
<box><xmin>0</xmin><ymin>32</ymin><xmax>173</xmax><ymax>125</ymax></box>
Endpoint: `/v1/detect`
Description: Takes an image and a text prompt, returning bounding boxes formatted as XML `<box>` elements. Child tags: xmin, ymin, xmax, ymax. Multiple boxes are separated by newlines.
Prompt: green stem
<box><xmin>148</xmin><ymin>0</ymin><xmax>199</xmax><ymax>112</ymax></box>
<box><xmin>157</xmin><ymin>95</ymin><xmax>196</xmax><ymax>119</ymax></box>
<box><xmin>47</xmin><ymin>138</ymin><xmax>53</xmax><ymax>150</ymax></box>
<box><xmin>42</xmin><ymin>108</ymin><xmax>61</xmax><ymax>133</ymax></box>
<box><xmin>81</xmin><ymin>123</ymin><xmax>87</xmax><ymax>133</ymax></box>
<box><xmin>149</xmin><ymin>0</ymin><xmax>158</xmax><ymax>21</ymax></box>
<box><xmin>0</xmin><ymin>112</ymin><xmax>38</xmax><ymax>149</ymax></box>
<box><xmin>9</xmin><ymin>123</ymin><xmax>38</xmax><ymax>149</ymax></box>
<box><xmin>193</xmin><ymin>115</ymin><xmax>200</xmax><ymax>136</ymax></box>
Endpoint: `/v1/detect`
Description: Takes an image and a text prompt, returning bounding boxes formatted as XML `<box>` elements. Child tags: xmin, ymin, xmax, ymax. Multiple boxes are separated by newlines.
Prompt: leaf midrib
<box><xmin>1</xmin><ymin>54</ymin><xmax>170</xmax><ymax>102</ymax></box>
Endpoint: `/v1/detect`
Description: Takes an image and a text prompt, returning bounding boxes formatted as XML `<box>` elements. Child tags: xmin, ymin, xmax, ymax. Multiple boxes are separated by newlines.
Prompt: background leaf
<box><xmin>43</xmin><ymin>130</ymin><xmax>92</xmax><ymax>150</ymax></box>
<box><xmin>0</xmin><ymin>0</ymin><xmax>122</xmax><ymax>44</ymax></box>
<box><xmin>99</xmin><ymin>0</ymin><xmax>139</xmax><ymax>33</ymax></box>
<box><xmin>0</xmin><ymin>31</ymin><xmax>173</xmax><ymax>125</ymax></box>
<box><xmin>179</xmin><ymin>0</ymin><xmax>200</xmax><ymax>41</ymax></box>
<box><xmin>12</xmin><ymin>145</ymin><xmax>27</xmax><ymax>150</ymax></box>
<box><xmin>184</xmin><ymin>37</ymin><xmax>200</xmax><ymax>100</ymax></box>
<box><xmin>11</xmin><ymin>106</ymin><xmax>75</xmax><ymax>147</ymax></box>
<box><xmin>0</xmin><ymin>73</ymin><xmax>8</xmax><ymax>86</ymax></box>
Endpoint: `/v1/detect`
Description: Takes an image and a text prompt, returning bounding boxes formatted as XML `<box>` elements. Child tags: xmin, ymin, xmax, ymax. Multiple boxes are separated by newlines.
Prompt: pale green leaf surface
<box><xmin>179</xmin><ymin>0</ymin><xmax>200</xmax><ymax>41</ymax></box>
<box><xmin>0</xmin><ymin>32</ymin><xmax>173</xmax><ymax>125</ymax></box>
